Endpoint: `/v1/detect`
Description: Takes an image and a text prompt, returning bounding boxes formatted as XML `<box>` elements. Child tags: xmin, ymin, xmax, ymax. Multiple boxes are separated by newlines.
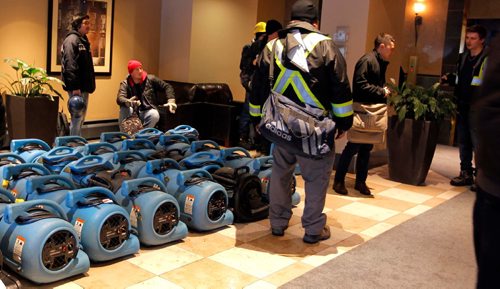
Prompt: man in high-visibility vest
<box><xmin>250</xmin><ymin>0</ymin><xmax>353</xmax><ymax>244</ymax></box>
<box><xmin>444</xmin><ymin>24</ymin><xmax>488</xmax><ymax>190</ymax></box>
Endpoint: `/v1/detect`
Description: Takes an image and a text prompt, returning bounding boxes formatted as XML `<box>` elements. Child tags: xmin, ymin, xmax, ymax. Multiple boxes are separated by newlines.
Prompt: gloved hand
<box><xmin>163</xmin><ymin>99</ymin><xmax>177</xmax><ymax>114</ymax></box>
<box><xmin>126</xmin><ymin>96</ymin><xmax>141</xmax><ymax>108</ymax></box>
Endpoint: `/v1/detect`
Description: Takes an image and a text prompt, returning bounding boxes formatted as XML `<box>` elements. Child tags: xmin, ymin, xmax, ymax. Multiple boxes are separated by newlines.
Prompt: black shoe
<box><xmin>271</xmin><ymin>225</ymin><xmax>288</xmax><ymax>237</ymax></box>
<box><xmin>355</xmin><ymin>182</ymin><xmax>372</xmax><ymax>196</ymax></box>
<box><xmin>470</xmin><ymin>183</ymin><xmax>477</xmax><ymax>192</ymax></box>
<box><xmin>303</xmin><ymin>226</ymin><xmax>331</xmax><ymax>244</ymax></box>
<box><xmin>333</xmin><ymin>181</ymin><xmax>348</xmax><ymax>195</ymax></box>
<box><xmin>450</xmin><ymin>170</ymin><xmax>473</xmax><ymax>186</ymax></box>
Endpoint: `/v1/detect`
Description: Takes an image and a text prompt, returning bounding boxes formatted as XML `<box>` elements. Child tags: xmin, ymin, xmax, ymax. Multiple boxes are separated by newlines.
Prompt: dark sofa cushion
<box><xmin>195</xmin><ymin>83</ymin><xmax>233</xmax><ymax>104</ymax></box>
<box><xmin>166</xmin><ymin>80</ymin><xmax>197</xmax><ymax>104</ymax></box>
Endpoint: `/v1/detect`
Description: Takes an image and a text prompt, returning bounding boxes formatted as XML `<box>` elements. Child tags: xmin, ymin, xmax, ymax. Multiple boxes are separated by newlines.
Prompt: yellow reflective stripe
<box><xmin>249</xmin><ymin>103</ymin><xmax>261</xmax><ymax>117</ymax></box>
<box><xmin>471</xmin><ymin>57</ymin><xmax>488</xmax><ymax>86</ymax></box>
<box><xmin>273</xmin><ymin>58</ymin><xmax>293</xmax><ymax>92</ymax></box>
<box><xmin>332</xmin><ymin>100</ymin><xmax>354</xmax><ymax>117</ymax></box>
<box><xmin>292</xmin><ymin>73</ymin><xmax>325</xmax><ymax>109</ymax></box>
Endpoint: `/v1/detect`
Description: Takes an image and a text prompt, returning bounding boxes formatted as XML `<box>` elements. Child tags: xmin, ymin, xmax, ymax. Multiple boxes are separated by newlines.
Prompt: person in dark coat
<box><xmin>472</xmin><ymin>34</ymin><xmax>500</xmax><ymax>289</ymax></box>
<box><xmin>117</xmin><ymin>60</ymin><xmax>176</xmax><ymax>129</ymax></box>
<box><xmin>333</xmin><ymin>33</ymin><xmax>395</xmax><ymax>196</ymax></box>
<box><xmin>61</xmin><ymin>14</ymin><xmax>96</xmax><ymax>136</ymax></box>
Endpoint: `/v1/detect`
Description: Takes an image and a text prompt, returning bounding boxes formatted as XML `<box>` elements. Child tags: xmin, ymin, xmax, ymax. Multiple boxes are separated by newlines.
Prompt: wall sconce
<box><xmin>413</xmin><ymin>1</ymin><xmax>425</xmax><ymax>47</ymax></box>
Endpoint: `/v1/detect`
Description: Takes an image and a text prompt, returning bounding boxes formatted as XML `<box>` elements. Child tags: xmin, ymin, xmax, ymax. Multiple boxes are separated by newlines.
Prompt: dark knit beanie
<box><xmin>291</xmin><ymin>0</ymin><xmax>318</xmax><ymax>23</ymax></box>
<box><xmin>266</xmin><ymin>20</ymin><xmax>283</xmax><ymax>35</ymax></box>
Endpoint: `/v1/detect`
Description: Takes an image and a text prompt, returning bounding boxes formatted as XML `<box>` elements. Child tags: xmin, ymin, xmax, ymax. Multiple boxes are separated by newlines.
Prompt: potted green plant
<box><xmin>386</xmin><ymin>80</ymin><xmax>456</xmax><ymax>185</ymax></box>
<box><xmin>1</xmin><ymin>58</ymin><xmax>64</xmax><ymax>144</ymax></box>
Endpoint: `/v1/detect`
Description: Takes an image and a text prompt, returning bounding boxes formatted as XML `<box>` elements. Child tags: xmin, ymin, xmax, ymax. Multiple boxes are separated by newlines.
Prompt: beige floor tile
<box><xmin>300</xmin><ymin>245</ymin><xmax>348</xmax><ymax>267</ymax></box>
<box><xmin>358</xmin><ymin>195</ymin><xmax>415</xmax><ymax>212</ymax></box>
<box><xmin>162</xmin><ymin>258</ymin><xmax>257</xmax><ymax>289</ymax></box>
<box><xmin>326</xmin><ymin>211</ymin><xmax>379</xmax><ymax>233</ymax></box>
<box><xmin>54</xmin><ymin>283</ymin><xmax>84</xmax><ymax>289</ymax></box>
<box><xmin>423</xmin><ymin>197</ymin><xmax>447</xmax><ymax>207</ymax></box>
<box><xmin>360</xmin><ymin>222</ymin><xmax>395</xmax><ymax>238</ymax></box>
<box><xmin>366</xmin><ymin>172</ymin><xmax>401</xmax><ymax>188</ymax></box>
<box><xmin>208</xmin><ymin>243</ymin><xmax>296</xmax><ymax>278</ymax></box>
<box><xmin>404</xmin><ymin>204</ymin><xmax>433</xmax><ymax>216</ymax></box>
<box><xmin>264</xmin><ymin>262</ymin><xmax>315</xmax><ymax>287</ymax></box>
<box><xmin>175</xmin><ymin>231</ymin><xmax>237</xmax><ymax>257</ymax></box>
<box><xmin>125</xmin><ymin>277</ymin><xmax>183</xmax><ymax>289</ymax></box>
<box><xmin>255</xmin><ymin>214</ymin><xmax>302</xmax><ymax>229</ymax></box>
<box><xmin>451</xmin><ymin>186</ymin><xmax>469</xmax><ymax>193</ymax></box>
<box><xmin>336</xmin><ymin>202</ymin><xmax>399</xmax><ymax>222</ymax></box>
<box><xmin>395</xmin><ymin>183</ymin><xmax>447</xmax><ymax>196</ymax></box>
<box><xmin>385</xmin><ymin>213</ymin><xmax>414</xmax><ymax>226</ymax></box>
<box><xmin>216</xmin><ymin>222</ymin><xmax>271</xmax><ymax>242</ymax></box>
<box><xmin>324</xmin><ymin>194</ymin><xmax>357</xmax><ymax>209</ymax></box>
<box><xmin>285</xmin><ymin>223</ymin><xmax>355</xmax><ymax>247</ymax></box>
<box><xmin>244</xmin><ymin>280</ymin><xmax>278</xmax><ymax>289</ymax></box>
<box><xmin>74</xmin><ymin>261</ymin><xmax>155</xmax><ymax>289</ymax></box>
<box><xmin>377</xmin><ymin>187</ymin><xmax>434</xmax><ymax>204</ymax></box>
<box><xmin>127</xmin><ymin>246</ymin><xmax>203</xmax><ymax>275</ymax></box>
<box><xmin>437</xmin><ymin>190</ymin><xmax>465</xmax><ymax>200</ymax></box>
<box><xmin>245</xmin><ymin>232</ymin><xmax>329</xmax><ymax>259</ymax></box>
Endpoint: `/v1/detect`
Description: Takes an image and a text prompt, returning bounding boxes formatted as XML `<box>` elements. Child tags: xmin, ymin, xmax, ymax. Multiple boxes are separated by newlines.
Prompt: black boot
<box><xmin>450</xmin><ymin>170</ymin><xmax>474</xmax><ymax>186</ymax></box>
<box><xmin>355</xmin><ymin>182</ymin><xmax>373</xmax><ymax>196</ymax></box>
<box><xmin>333</xmin><ymin>180</ymin><xmax>348</xmax><ymax>195</ymax></box>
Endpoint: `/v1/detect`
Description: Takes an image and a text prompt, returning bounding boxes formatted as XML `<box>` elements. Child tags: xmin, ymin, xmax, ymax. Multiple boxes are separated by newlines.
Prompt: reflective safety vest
<box><xmin>471</xmin><ymin>56</ymin><xmax>487</xmax><ymax>86</ymax></box>
<box><xmin>249</xmin><ymin>33</ymin><xmax>353</xmax><ymax>119</ymax></box>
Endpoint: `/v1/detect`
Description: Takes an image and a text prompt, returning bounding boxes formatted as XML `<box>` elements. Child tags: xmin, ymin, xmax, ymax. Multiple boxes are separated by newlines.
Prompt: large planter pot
<box><xmin>387</xmin><ymin>116</ymin><xmax>439</xmax><ymax>185</ymax></box>
<box><xmin>5</xmin><ymin>94</ymin><xmax>59</xmax><ymax>144</ymax></box>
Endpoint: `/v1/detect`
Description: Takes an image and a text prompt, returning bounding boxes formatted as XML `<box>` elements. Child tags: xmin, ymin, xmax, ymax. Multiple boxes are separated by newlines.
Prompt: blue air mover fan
<box><xmin>83</xmin><ymin>142</ymin><xmax>117</xmax><ymax>162</ymax></box>
<box><xmin>58</xmin><ymin>187</ymin><xmax>140</xmax><ymax>262</ymax></box>
<box><xmin>137</xmin><ymin>158</ymin><xmax>183</xmax><ymax>194</ymax></box>
<box><xmin>36</xmin><ymin>146</ymin><xmax>83</xmax><ymax>174</ymax></box>
<box><xmin>220</xmin><ymin>147</ymin><xmax>255</xmax><ymax>170</ymax></box>
<box><xmin>60</xmin><ymin>155</ymin><xmax>115</xmax><ymax>188</ymax></box>
<box><xmin>134</xmin><ymin>128</ymin><xmax>163</xmax><ymax>144</ymax></box>
<box><xmin>118</xmin><ymin>178</ymin><xmax>188</xmax><ymax>246</ymax></box>
<box><xmin>1</xmin><ymin>163</ymin><xmax>51</xmax><ymax>200</ymax></box>
<box><xmin>179</xmin><ymin>151</ymin><xmax>224</xmax><ymax>172</ymax></box>
<box><xmin>0</xmin><ymin>200</ymin><xmax>90</xmax><ymax>284</ymax></box>
<box><xmin>121</xmin><ymin>139</ymin><xmax>157</xmax><ymax>158</ymax></box>
<box><xmin>54</xmin><ymin>136</ymin><xmax>88</xmax><ymax>153</ymax></box>
<box><xmin>25</xmin><ymin>175</ymin><xmax>76</xmax><ymax>204</ymax></box>
<box><xmin>165</xmin><ymin>125</ymin><xmax>199</xmax><ymax>142</ymax></box>
<box><xmin>10</xmin><ymin>139</ymin><xmax>51</xmax><ymax>163</ymax></box>
<box><xmin>111</xmin><ymin>151</ymin><xmax>147</xmax><ymax>178</ymax></box>
<box><xmin>169</xmin><ymin>169</ymin><xmax>233</xmax><ymax>231</ymax></box>
<box><xmin>0</xmin><ymin>153</ymin><xmax>25</xmax><ymax>182</ymax></box>
<box><xmin>152</xmin><ymin>134</ymin><xmax>192</xmax><ymax>161</ymax></box>
<box><xmin>100</xmin><ymin>132</ymin><xmax>132</xmax><ymax>151</ymax></box>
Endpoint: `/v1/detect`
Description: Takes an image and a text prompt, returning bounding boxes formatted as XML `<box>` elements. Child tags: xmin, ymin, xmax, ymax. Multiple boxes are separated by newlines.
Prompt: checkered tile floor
<box><xmin>22</xmin><ymin>165</ymin><xmax>468</xmax><ymax>289</ymax></box>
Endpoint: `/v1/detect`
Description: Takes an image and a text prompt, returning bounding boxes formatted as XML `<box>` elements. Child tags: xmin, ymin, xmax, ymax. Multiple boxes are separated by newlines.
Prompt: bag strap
<box><xmin>268</xmin><ymin>39</ymin><xmax>278</xmax><ymax>89</ymax></box>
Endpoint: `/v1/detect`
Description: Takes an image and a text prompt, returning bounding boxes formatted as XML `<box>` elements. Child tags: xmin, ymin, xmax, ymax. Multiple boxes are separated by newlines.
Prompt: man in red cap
<box><xmin>117</xmin><ymin>60</ymin><xmax>177</xmax><ymax>129</ymax></box>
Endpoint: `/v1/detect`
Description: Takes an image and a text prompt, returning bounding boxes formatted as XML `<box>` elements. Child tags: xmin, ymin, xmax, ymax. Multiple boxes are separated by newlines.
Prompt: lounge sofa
<box><xmin>157</xmin><ymin>81</ymin><xmax>240</xmax><ymax>147</ymax></box>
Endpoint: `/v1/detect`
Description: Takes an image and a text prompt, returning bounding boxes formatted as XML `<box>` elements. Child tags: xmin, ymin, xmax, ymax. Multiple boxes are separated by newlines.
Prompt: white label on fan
<box><xmin>130</xmin><ymin>206</ymin><xmax>140</xmax><ymax>228</ymax></box>
<box><xmin>184</xmin><ymin>194</ymin><xmax>195</xmax><ymax>215</ymax></box>
<box><xmin>13</xmin><ymin>235</ymin><xmax>25</xmax><ymax>263</ymax></box>
<box><xmin>74</xmin><ymin>218</ymin><xmax>85</xmax><ymax>239</ymax></box>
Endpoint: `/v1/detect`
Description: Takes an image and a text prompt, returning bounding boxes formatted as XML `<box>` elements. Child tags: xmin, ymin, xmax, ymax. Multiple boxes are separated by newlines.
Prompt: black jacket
<box><xmin>454</xmin><ymin>48</ymin><xmax>488</xmax><ymax>112</ymax></box>
<box><xmin>239</xmin><ymin>38</ymin><xmax>266</xmax><ymax>92</ymax></box>
<box><xmin>250</xmin><ymin>21</ymin><xmax>353</xmax><ymax>131</ymax></box>
<box><xmin>61</xmin><ymin>31</ymin><xmax>96</xmax><ymax>93</ymax></box>
<box><xmin>473</xmin><ymin>35</ymin><xmax>500</xmax><ymax>197</ymax></box>
<box><xmin>117</xmin><ymin>74</ymin><xmax>175</xmax><ymax>110</ymax></box>
<box><xmin>352</xmin><ymin>50</ymin><xmax>388</xmax><ymax>104</ymax></box>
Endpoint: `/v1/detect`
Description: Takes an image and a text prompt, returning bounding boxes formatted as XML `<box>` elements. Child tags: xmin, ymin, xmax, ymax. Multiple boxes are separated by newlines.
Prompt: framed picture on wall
<box><xmin>47</xmin><ymin>0</ymin><xmax>114</xmax><ymax>76</ymax></box>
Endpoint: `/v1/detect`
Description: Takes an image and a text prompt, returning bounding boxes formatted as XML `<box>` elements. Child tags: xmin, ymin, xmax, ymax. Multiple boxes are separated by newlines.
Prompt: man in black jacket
<box><xmin>61</xmin><ymin>14</ymin><xmax>96</xmax><ymax>136</ymax></box>
<box><xmin>117</xmin><ymin>60</ymin><xmax>176</xmax><ymax>129</ymax></box>
<box><xmin>447</xmin><ymin>25</ymin><xmax>488</xmax><ymax>188</ymax></box>
<box><xmin>472</xmin><ymin>34</ymin><xmax>500</xmax><ymax>289</ymax></box>
<box><xmin>333</xmin><ymin>33</ymin><xmax>395</xmax><ymax>196</ymax></box>
<box><xmin>251</xmin><ymin>0</ymin><xmax>353</xmax><ymax>244</ymax></box>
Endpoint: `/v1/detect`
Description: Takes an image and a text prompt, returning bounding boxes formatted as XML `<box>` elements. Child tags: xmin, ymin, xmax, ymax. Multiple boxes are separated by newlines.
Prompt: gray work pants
<box><xmin>269</xmin><ymin>144</ymin><xmax>335</xmax><ymax>235</ymax></box>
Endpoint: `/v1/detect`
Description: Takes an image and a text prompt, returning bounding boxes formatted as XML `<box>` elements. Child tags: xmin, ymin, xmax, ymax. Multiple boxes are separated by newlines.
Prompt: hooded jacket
<box><xmin>250</xmin><ymin>21</ymin><xmax>353</xmax><ymax>131</ymax></box>
<box><xmin>61</xmin><ymin>30</ymin><xmax>96</xmax><ymax>93</ymax></box>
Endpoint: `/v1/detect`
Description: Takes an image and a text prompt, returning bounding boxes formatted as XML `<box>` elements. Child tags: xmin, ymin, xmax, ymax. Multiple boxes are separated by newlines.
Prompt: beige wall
<box><xmin>257</xmin><ymin>0</ymin><xmax>287</xmax><ymax>25</ymax></box>
<box><xmin>399</xmin><ymin>0</ymin><xmax>448</xmax><ymax>76</ymax></box>
<box><xmin>1</xmin><ymin>0</ymin><xmax>162</xmax><ymax>121</ymax></box>
<box><xmin>188</xmin><ymin>0</ymin><xmax>258</xmax><ymax>102</ymax></box>
<box><xmin>468</xmin><ymin>0</ymin><xmax>500</xmax><ymax>18</ymax></box>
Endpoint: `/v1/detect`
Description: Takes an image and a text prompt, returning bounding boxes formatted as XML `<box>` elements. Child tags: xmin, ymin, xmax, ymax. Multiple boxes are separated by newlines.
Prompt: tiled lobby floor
<box><xmin>22</xmin><ymin>164</ymin><xmax>468</xmax><ymax>289</ymax></box>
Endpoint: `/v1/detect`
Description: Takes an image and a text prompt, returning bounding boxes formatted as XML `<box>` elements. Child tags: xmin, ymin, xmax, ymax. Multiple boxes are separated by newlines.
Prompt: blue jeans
<box><xmin>68</xmin><ymin>92</ymin><xmax>89</xmax><ymax>136</ymax></box>
<box><xmin>456</xmin><ymin>111</ymin><xmax>476</xmax><ymax>172</ymax></box>
<box><xmin>335</xmin><ymin>142</ymin><xmax>374</xmax><ymax>184</ymax></box>
<box><xmin>119</xmin><ymin>106</ymin><xmax>160</xmax><ymax>128</ymax></box>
